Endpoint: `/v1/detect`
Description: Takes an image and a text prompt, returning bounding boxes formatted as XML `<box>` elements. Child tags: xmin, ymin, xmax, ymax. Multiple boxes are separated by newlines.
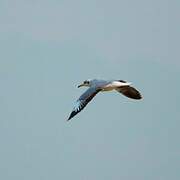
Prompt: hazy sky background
<box><xmin>0</xmin><ymin>0</ymin><xmax>180</xmax><ymax>179</ymax></box>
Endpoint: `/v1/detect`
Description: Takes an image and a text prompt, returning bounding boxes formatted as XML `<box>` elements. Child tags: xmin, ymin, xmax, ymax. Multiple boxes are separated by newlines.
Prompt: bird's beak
<box><xmin>77</xmin><ymin>83</ymin><xmax>84</xmax><ymax>88</ymax></box>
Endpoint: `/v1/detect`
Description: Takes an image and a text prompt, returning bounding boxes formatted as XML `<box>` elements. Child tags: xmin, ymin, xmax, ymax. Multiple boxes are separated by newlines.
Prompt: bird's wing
<box><xmin>68</xmin><ymin>87</ymin><xmax>101</xmax><ymax>121</ymax></box>
<box><xmin>116</xmin><ymin>86</ymin><xmax>142</xmax><ymax>100</ymax></box>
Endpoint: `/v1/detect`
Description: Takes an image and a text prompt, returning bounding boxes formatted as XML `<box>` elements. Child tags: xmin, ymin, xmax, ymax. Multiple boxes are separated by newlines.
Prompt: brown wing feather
<box><xmin>116</xmin><ymin>86</ymin><xmax>142</xmax><ymax>100</ymax></box>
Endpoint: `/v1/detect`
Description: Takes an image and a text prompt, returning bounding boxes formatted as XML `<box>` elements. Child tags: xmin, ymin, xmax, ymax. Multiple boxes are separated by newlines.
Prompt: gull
<box><xmin>68</xmin><ymin>79</ymin><xmax>142</xmax><ymax>121</ymax></box>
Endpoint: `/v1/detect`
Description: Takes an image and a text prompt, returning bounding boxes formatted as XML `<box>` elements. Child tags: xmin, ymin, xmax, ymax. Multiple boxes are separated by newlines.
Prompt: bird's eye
<box><xmin>84</xmin><ymin>81</ymin><xmax>89</xmax><ymax>84</ymax></box>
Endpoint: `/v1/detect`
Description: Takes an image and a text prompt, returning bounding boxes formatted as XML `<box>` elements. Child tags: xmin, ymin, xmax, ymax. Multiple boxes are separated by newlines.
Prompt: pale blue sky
<box><xmin>0</xmin><ymin>0</ymin><xmax>180</xmax><ymax>179</ymax></box>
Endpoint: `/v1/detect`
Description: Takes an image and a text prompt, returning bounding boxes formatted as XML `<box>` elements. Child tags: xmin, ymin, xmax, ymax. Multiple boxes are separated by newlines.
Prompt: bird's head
<box><xmin>78</xmin><ymin>79</ymin><xmax>92</xmax><ymax>88</ymax></box>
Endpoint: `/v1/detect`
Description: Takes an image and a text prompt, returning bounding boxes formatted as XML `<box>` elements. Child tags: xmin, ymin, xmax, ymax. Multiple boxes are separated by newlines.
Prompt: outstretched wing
<box><xmin>68</xmin><ymin>87</ymin><xmax>101</xmax><ymax>121</ymax></box>
<box><xmin>116</xmin><ymin>86</ymin><xmax>142</xmax><ymax>100</ymax></box>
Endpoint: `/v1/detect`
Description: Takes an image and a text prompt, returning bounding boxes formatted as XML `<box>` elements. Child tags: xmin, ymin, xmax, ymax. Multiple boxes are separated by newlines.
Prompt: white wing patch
<box><xmin>73</xmin><ymin>100</ymin><xmax>84</xmax><ymax>112</ymax></box>
<box><xmin>112</xmin><ymin>81</ymin><xmax>131</xmax><ymax>87</ymax></box>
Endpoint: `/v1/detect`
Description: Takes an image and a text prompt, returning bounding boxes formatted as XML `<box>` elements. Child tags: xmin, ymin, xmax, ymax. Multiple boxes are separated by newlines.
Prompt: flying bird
<box><xmin>68</xmin><ymin>79</ymin><xmax>142</xmax><ymax>121</ymax></box>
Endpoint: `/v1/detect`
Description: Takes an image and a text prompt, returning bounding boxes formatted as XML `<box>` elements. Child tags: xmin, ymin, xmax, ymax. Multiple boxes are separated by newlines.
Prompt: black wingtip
<box><xmin>130</xmin><ymin>92</ymin><xmax>142</xmax><ymax>100</ymax></box>
<box><xmin>67</xmin><ymin>111</ymin><xmax>76</xmax><ymax>121</ymax></box>
<box><xmin>132</xmin><ymin>92</ymin><xmax>142</xmax><ymax>100</ymax></box>
<box><xmin>135</xmin><ymin>95</ymin><xmax>142</xmax><ymax>100</ymax></box>
<box><xmin>139</xmin><ymin>94</ymin><xmax>143</xmax><ymax>100</ymax></box>
<box><xmin>67</xmin><ymin>116</ymin><xmax>72</xmax><ymax>121</ymax></box>
<box><xmin>118</xmin><ymin>80</ymin><xmax>127</xmax><ymax>83</ymax></box>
